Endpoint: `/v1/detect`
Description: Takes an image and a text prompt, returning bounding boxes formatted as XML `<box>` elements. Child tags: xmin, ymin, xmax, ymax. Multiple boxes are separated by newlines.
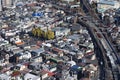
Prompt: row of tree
<box><xmin>32</xmin><ymin>27</ymin><xmax>55</xmax><ymax>40</ymax></box>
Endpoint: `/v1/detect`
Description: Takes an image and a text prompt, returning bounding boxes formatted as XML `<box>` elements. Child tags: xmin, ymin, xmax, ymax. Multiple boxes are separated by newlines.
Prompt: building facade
<box><xmin>0</xmin><ymin>0</ymin><xmax>2</xmax><ymax>11</ymax></box>
<box><xmin>2</xmin><ymin>0</ymin><xmax>13</xmax><ymax>7</ymax></box>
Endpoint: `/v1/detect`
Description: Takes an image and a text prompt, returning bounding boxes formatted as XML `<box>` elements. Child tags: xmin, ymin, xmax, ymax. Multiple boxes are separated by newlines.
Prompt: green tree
<box><xmin>32</xmin><ymin>28</ymin><xmax>54</xmax><ymax>40</ymax></box>
<box><xmin>32</xmin><ymin>27</ymin><xmax>37</xmax><ymax>36</ymax></box>
<box><xmin>0</xmin><ymin>66</ymin><xmax>3</xmax><ymax>71</ymax></box>
<box><xmin>46</xmin><ymin>30</ymin><xmax>55</xmax><ymax>40</ymax></box>
<box><xmin>42</xmin><ymin>31</ymin><xmax>47</xmax><ymax>39</ymax></box>
<box><xmin>36</xmin><ymin>27</ymin><xmax>43</xmax><ymax>37</ymax></box>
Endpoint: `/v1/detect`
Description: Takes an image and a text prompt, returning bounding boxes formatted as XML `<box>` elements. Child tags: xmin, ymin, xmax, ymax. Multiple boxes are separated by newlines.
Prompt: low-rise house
<box><xmin>18</xmin><ymin>51</ymin><xmax>32</xmax><ymax>60</ymax></box>
<box><xmin>115</xmin><ymin>37</ymin><xmax>120</xmax><ymax>45</ymax></box>
<box><xmin>0</xmin><ymin>40</ymin><xmax>9</xmax><ymax>47</ymax></box>
<box><xmin>0</xmin><ymin>74</ymin><xmax>11</xmax><ymax>80</ymax></box>
<box><xmin>49</xmin><ymin>66</ymin><xmax>57</xmax><ymax>72</ymax></box>
<box><xmin>110</xmin><ymin>32</ymin><xmax>118</xmax><ymax>40</ymax></box>
<box><xmin>10</xmin><ymin>36</ymin><xmax>24</xmax><ymax>45</ymax></box>
<box><xmin>9</xmin><ymin>52</ymin><xmax>26</xmax><ymax>63</ymax></box>
<box><xmin>52</xmin><ymin>47</ymin><xmax>64</xmax><ymax>57</ymax></box>
<box><xmin>49</xmin><ymin>53</ymin><xmax>58</xmax><ymax>58</ymax></box>
<box><xmin>0</xmin><ymin>52</ymin><xmax>9</xmax><ymax>65</ymax></box>
<box><xmin>43</xmin><ymin>71</ymin><xmax>55</xmax><ymax>79</ymax></box>
<box><xmin>70</xmin><ymin>24</ymin><xmax>83</xmax><ymax>33</ymax></box>
<box><xmin>29</xmin><ymin>45</ymin><xmax>40</xmax><ymax>51</ymax></box>
<box><xmin>54</xmin><ymin>72</ymin><xmax>62</xmax><ymax>80</ymax></box>
<box><xmin>54</xmin><ymin>40</ymin><xmax>66</xmax><ymax>48</ymax></box>
<box><xmin>31</xmin><ymin>48</ymin><xmax>45</xmax><ymax>57</ymax></box>
<box><xmin>88</xmin><ymin>43</ymin><xmax>94</xmax><ymax>49</ymax></box>
<box><xmin>4</xmin><ymin>31</ymin><xmax>16</xmax><ymax>37</ymax></box>
<box><xmin>40</xmin><ymin>70</ymin><xmax>48</xmax><ymax>80</ymax></box>
<box><xmin>4</xmin><ymin>63</ymin><xmax>13</xmax><ymax>72</ymax></box>
<box><xmin>84</xmin><ymin>64</ymin><xmax>98</xmax><ymax>77</ymax></box>
<box><xmin>68</xmin><ymin>44</ymin><xmax>79</xmax><ymax>52</ymax></box>
<box><xmin>0</xmin><ymin>36</ymin><xmax>4</xmax><ymax>41</ymax></box>
<box><xmin>11</xmin><ymin>71</ymin><xmax>22</xmax><ymax>80</ymax></box>
<box><xmin>3</xmin><ymin>44</ymin><xmax>12</xmax><ymax>52</ymax></box>
<box><xmin>62</xmin><ymin>56</ymin><xmax>69</xmax><ymax>61</ymax></box>
<box><xmin>12</xmin><ymin>48</ymin><xmax>23</xmax><ymax>55</ymax></box>
<box><xmin>31</xmin><ymin>56</ymin><xmax>43</xmax><ymax>62</ymax></box>
<box><xmin>23</xmin><ymin>45</ymin><xmax>31</xmax><ymax>50</ymax></box>
<box><xmin>52</xmin><ymin>27</ymin><xmax>70</xmax><ymax>37</ymax></box>
<box><xmin>67</xmin><ymin>60</ymin><xmax>76</xmax><ymax>67</ymax></box>
<box><xmin>0</xmin><ymin>56</ymin><xmax>5</xmax><ymax>66</ymax></box>
<box><xmin>65</xmin><ymin>76</ymin><xmax>77</xmax><ymax>80</ymax></box>
<box><xmin>76</xmin><ymin>51</ymin><xmax>84</xmax><ymax>59</ymax></box>
<box><xmin>41</xmin><ymin>52</ymin><xmax>53</xmax><ymax>61</ymax></box>
<box><xmin>1</xmin><ymin>23</ymin><xmax>8</xmax><ymax>29</ymax></box>
<box><xmin>42</xmin><ymin>43</ymin><xmax>52</xmax><ymax>48</ymax></box>
<box><xmin>7</xmin><ymin>45</ymin><xmax>23</xmax><ymax>55</ymax></box>
<box><xmin>16</xmin><ymin>64</ymin><xmax>26</xmax><ymax>70</ymax></box>
<box><xmin>70</xmin><ymin>65</ymin><xmax>82</xmax><ymax>76</ymax></box>
<box><xmin>24</xmin><ymin>73</ymin><xmax>40</xmax><ymax>80</ymax></box>
<box><xmin>21</xmin><ymin>24</ymin><xmax>34</xmax><ymax>33</ymax></box>
<box><xmin>68</xmin><ymin>34</ymin><xmax>80</xmax><ymax>43</ymax></box>
<box><xmin>84</xmin><ymin>49</ymin><xmax>94</xmax><ymax>55</ymax></box>
<box><xmin>47</xmin><ymin>62</ymin><xmax>57</xmax><ymax>72</ymax></box>
<box><xmin>28</xmin><ymin>62</ymin><xmax>42</xmax><ymax>70</ymax></box>
<box><xmin>5</xmin><ymin>45</ymin><xmax>18</xmax><ymax>53</ymax></box>
<box><xmin>49</xmin><ymin>57</ymin><xmax>63</xmax><ymax>63</ymax></box>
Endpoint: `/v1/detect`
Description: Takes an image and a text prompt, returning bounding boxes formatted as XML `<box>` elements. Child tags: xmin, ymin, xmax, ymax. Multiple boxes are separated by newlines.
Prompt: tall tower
<box><xmin>0</xmin><ymin>0</ymin><xmax>2</xmax><ymax>11</ymax></box>
<box><xmin>2</xmin><ymin>0</ymin><xmax>12</xmax><ymax>7</ymax></box>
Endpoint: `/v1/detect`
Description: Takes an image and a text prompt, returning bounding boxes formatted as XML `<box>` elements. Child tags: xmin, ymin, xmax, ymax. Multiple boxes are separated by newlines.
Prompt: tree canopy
<box><xmin>32</xmin><ymin>27</ymin><xmax>55</xmax><ymax>40</ymax></box>
<box><xmin>32</xmin><ymin>27</ymin><xmax>37</xmax><ymax>36</ymax></box>
<box><xmin>46</xmin><ymin>30</ymin><xmax>55</xmax><ymax>40</ymax></box>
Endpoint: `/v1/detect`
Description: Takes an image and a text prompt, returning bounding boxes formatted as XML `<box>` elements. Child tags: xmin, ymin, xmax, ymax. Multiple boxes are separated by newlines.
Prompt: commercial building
<box><xmin>2</xmin><ymin>0</ymin><xmax>13</xmax><ymax>7</ymax></box>
<box><xmin>97</xmin><ymin>0</ymin><xmax>120</xmax><ymax>13</ymax></box>
<box><xmin>0</xmin><ymin>0</ymin><xmax>2</xmax><ymax>11</ymax></box>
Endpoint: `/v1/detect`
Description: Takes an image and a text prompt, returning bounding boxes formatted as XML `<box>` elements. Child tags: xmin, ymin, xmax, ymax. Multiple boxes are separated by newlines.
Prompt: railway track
<box><xmin>80</xmin><ymin>0</ymin><xmax>120</xmax><ymax>80</ymax></box>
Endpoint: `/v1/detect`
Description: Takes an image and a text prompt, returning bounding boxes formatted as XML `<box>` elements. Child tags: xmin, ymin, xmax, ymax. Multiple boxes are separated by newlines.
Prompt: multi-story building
<box><xmin>97</xmin><ymin>0</ymin><xmax>120</xmax><ymax>13</ymax></box>
<box><xmin>2</xmin><ymin>0</ymin><xmax>13</xmax><ymax>7</ymax></box>
<box><xmin>0</xmin><ymin>0</ymin><xmax>2</xmax><ymax>11</ymax></box>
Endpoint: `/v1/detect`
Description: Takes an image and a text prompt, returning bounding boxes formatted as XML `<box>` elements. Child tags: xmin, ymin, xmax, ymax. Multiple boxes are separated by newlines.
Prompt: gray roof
<box><xmin>68</xmin><ymin>34</ymin><xmax>80</xmax><ymax>41</ymax></box>
<box><xmin>52</xmin><ymin>27</ymin><xmax>69</xmax><ymax>32</ymax></box>
<box><xmin>70</xmin><ymin>24</ymin><xmax>82</xmax><ymax>31</ymax></box>
<box><xmin>98</xmin><ymin>1</ymin><xmax>116</xmax><ymax>6</ymax></box>
<box><xmin>32</xmin><ymin>48</ymin><xmax>45</xmax><ymax>54</ymax></box>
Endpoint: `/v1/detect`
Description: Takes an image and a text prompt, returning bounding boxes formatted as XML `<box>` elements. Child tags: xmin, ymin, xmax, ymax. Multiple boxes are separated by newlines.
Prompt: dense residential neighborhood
<box><xmin>0</xmin><ymin>0</ymin><xmax>120</xmax><ymax>80</ymax></box>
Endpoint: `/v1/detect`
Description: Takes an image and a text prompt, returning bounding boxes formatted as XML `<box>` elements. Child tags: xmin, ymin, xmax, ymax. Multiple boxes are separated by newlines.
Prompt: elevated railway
<box><xmin>80</xmin><ymin>0</ymin><xmax>120</xmax><ymax>80</ymax></box>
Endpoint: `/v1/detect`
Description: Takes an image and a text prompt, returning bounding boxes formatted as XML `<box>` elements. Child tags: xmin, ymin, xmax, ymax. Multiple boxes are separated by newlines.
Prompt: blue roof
<box><xmin>32</xmin><ymin>12</ymin><xmax>44</xmax><ymax>17</ymax></box>
<box><xmin>98</xmin><ymin>0</ymin><xmax>115</xmax><ymax>6</ymax></box>
<box><xmin>16</xmin><ymin>4</ymin><xmax>23</xmax><ymax>6</ymax></box>
<box><xmin>16</xmin><ymin>2</ymin><xmax>24</xmax><ymax>6</ymax></box>
<box><xmin>32</xmin><ymin>48</ymin><xmax>45</xmax><ymax>54</ymax></box>
<box><xmin>70</xmin><ymin>65</ymin><xmax>82</xmax><ymax>71</ymax></box>
<box><xmin>2</xmin><ymin>17</ymin><xmax>9</xmax><ymax>20</ymax></box>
